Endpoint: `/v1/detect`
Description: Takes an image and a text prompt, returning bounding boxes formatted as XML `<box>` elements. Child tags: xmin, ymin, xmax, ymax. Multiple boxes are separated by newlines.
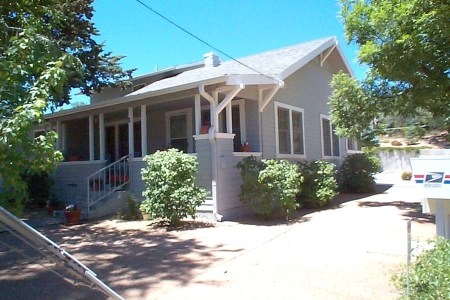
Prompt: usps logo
<box><xmin>414</xmin><ymin>173</ymin><xmax>450</xmax><ymax>185</ymax></box>
<box><xmin>425</xmin><ymin>172</ymin><xmax>444</xmax><ymax>184</ymax></box>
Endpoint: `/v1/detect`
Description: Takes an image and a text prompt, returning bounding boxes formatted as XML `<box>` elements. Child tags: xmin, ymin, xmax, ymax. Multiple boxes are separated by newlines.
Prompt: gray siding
<box><xmin>194</xmin><ymin>140</ymin><xmax>213</xmax><ymax>194</ymax></box>
<box><xmin>52</xmin><ymin>162</ymin><xmax>106</xmax><ymax>207</ymax></box>
<box><xmin>147</xmin><ymin>108</ymin><xmax>167</xmax><ymax>153</ymax></box>
<box><xmin>130</xmin><ymin>160</ymin><xmax>147</xmax><ymax>201</ymax></box>
<box><xmin>244</xmin><ymin>100</ymin><xmax>260</xmax><ymax>152</ymax></box>
<box><xmin>261</xmin><ymin>58</ymin><xmax>343</xmax><ymax>162</ymax></box>
<box><xmin>215</xmin><ymin>137</ymin><xmax>248</xmax><ymax>218</ymax></box>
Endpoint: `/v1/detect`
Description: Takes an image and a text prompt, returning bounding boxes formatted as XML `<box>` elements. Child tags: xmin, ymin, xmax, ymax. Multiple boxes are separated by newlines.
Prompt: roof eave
<box><xmin>278</xmin><ymin>37</ymin><xmax>342</xmax><ymax>80</ymax></box>
<box><xmin>45</xmin><ymin>76</ymin><xmax>229</xmax><ymax>120</ymax></box>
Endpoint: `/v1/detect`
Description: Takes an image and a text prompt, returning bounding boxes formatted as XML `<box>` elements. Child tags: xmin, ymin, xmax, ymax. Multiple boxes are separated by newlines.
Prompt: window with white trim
<box><xmin>275</xmin><ymin>102</ymin><xmax>305</xmax><ymax>157</ymax></box>
<box><xmin>165</xmin><ymin>108</ymin><xmax>193</xmax><ymax>153</ymax></box>
<box><xmin>321</xmin><ymin>115</ymin><xmax>340</xmax><ymax>157</ymax></box>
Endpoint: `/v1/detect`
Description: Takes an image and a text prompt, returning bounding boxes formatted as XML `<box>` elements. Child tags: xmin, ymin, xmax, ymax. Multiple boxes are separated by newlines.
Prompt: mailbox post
<box><xmin>411</xmin><ymin>154</ymin><xmax>450</xmax><ymax>239</ymax></box>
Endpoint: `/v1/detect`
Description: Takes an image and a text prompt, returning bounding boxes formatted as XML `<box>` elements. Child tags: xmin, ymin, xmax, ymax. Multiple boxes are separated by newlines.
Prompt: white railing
<box><xmin>86</xmin><ymin>155</ymin><xmax>130</xmax><ymax>218</ymax></box>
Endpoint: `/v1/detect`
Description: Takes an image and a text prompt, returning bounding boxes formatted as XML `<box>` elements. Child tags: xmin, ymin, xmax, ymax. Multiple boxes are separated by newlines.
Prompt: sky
<box><xmin>73</xmin><ymin>0</ymin><xmax>364</xmax><ymax>103</ymax></box>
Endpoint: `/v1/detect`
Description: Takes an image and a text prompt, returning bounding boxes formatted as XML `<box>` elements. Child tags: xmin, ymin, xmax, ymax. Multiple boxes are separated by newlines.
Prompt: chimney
<box><xmin>203</xmin><ymin>52</ymin><xmax>220</xmax><ymax>68</ymax></box>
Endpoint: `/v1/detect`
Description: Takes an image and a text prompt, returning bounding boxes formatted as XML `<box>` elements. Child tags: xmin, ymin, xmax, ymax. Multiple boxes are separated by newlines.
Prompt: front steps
<box><xmin>81</xmin><ymin>190</ymin><xmax>130</xmax><ymax>220</ymax></box>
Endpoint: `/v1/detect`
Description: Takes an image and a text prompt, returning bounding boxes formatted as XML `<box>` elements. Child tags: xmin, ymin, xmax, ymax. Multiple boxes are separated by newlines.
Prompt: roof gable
<box><xmin>129</xmin><ymin>36</ymin><xmax>352</xmax><ymax>97</ymax></box>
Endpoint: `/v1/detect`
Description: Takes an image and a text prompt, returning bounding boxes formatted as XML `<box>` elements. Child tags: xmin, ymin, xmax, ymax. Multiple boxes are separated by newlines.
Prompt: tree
<box><xmin>330</xmin><ymin>0</ymin><xmax>450</xmax><ymax>140</ymax></box>
<box><xmin>0</xmin><ymin>0</ymin><xmax>132</xmax><ymax>213</ymax></box>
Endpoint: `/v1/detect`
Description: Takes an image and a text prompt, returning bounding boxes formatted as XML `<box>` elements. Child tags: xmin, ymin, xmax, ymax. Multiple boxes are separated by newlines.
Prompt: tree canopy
<box><xmin>330</xmin><ymin>0</ymin><xmax>450</xmax><ymax>139</ymax></box>
<box><xmin>0</xmin><ymin>0</ymin><xmax>132</xmax><ymax>212</ymax></box>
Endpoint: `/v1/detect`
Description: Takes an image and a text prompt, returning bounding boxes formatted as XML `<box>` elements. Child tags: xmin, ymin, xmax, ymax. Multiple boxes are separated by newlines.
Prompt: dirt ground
<box><xmin>0</xmin><ymin>179</ymin><xmax>436</xmax><ymax>300</ymax></box>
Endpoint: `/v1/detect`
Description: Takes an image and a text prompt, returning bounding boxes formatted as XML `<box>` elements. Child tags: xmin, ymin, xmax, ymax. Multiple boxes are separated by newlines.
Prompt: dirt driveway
<box><xmin>0</xmin><ymin>180</ymin><xmax>435</xmax><ymax>300</ymax></box>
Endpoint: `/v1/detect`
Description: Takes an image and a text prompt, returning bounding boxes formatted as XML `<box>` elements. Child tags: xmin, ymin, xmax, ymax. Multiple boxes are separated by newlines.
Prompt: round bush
<box><xmin>401</xmin><ymin>171</ymin><xmax>412</xmax><ymax>181</ymax></box>
<box><xmin>236</xmin><ymin>156</ymin><xmax>302</xmax><ymax>219</ymax></box>
<box><xmin>297</xmin><ymin>160</ymin><xmax>338</xmax><ymax>208</ymax></box>
<box><xmin>338</xmin><ymin>153</ymin><xmax>380</xmax><ymax>193</ymax></box>
<box><xmin>140</xmin><ymin>149</ymin><xmax>207</xmax><ymax>225</ymax></box>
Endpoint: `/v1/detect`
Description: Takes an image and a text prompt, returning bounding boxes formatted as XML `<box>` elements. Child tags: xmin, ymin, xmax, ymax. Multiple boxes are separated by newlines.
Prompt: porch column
<box><xmin>56</xmin><ymin>121</ymin><xmax>62</xmax><ymax>150</ymax></box>
<box><xmin>141</xmin><ymin>105</ymin><xmax>147</xmax><ymax>156</ymax></box>
<box><xmin>226</xmin><ymin>103</ymin><xmax>232</xmax><ymax>134</ymax></box>
<box><xmin>212</xmin><ymin>91</ymin><xmax>219</xmax><ymax>132</ymax></box>
<box><xmin>89</xmin><ymin>115</ymin><xmax>94</xmax><ymax>161</ymax></box>
<box><xmin>99</xmin><ymin>113</ymin><xmax>105</xmax><ymax>161</ymax></box>
<box><xmin>194</xmin><ymin>94</ymin><xmax>201</xmax><ymax>135</ymax></box>
<box><xmin>128</xmin><ymin>107</ymin><xmax>134</xmax><ymax>158</ymax></box>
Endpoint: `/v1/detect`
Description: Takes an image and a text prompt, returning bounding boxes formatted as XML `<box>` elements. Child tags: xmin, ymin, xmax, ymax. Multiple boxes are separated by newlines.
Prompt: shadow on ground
<box><xmin>232</xmin><ymin>186</ymin><xmax>392</xmax><ymax>227</ymax></box>
<box><xmin>358</xmin><ymin>201</ymin><xmax>435</xmax><ymax>224</ymax></box>
<box><xmin>0</xmin><ymin>219</ymin><xmax>230</xmax><ymax>300</ymax></box>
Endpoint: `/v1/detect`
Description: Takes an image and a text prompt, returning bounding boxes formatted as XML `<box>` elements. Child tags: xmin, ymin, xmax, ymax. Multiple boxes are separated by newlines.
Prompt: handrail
<box><xmin>0</xmin><ymin>206</ymin><xmax>125</xmax><ymax>299</ymax></box>
<box><xmin>86</xmin><ymin>155</ymin><xmax>130</xmax><ymax>218</ymax></box>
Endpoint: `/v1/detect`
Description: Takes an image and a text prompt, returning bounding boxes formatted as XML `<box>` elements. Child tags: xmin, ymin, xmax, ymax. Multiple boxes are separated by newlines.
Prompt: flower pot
<box><xmin>200</xmin><ymin>124</ymin><xmax>210</xmax><ymax>134</ymax></box>
<box><xmin>64</xmin><ymin>209</ymin><xmax>81</xmax><ymax>225</ymax></box>
<box><xmin>142</xmin><ymin>213</ymin><xmax>150</xmax><ymax>220</ymax></box>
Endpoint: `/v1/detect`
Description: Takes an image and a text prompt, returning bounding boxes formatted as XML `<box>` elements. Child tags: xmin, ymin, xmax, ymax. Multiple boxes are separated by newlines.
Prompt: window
<box><xmin>347</xmin><ymin>138</ymin><xmax>362</xmax><ymax>153</ymax></box>
<box><xmin>165</xmin><ymin>108</ymin><xmax>193</xmax><ymax>153</ymax></box>
<box><xmin>275</xmin><ymin>102</ymin><xmax>305</xmax><ymax>157</ymax></box>
<box><xmin>221</xmin><ymin>100</ymin><xmax>246</xmax><ymax>152</ymax></box>
<box><xmin>321</xmin><ymin>115</ymin><xmax>340</xmax><ymax>157</ymax></box>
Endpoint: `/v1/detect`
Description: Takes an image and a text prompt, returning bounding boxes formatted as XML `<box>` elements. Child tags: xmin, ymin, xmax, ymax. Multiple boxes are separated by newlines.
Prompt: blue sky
<box><xmin>92</xmin><ymin>0</ymin><xmax>364</xmax><ymax>79</ymax></box>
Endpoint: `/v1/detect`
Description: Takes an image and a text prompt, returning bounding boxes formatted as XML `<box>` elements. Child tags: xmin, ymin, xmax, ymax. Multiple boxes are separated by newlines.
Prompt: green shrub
<box><xmin>396</xmin><ymin>238</ymin><xmax>450</xmax><ymax>299</ymax></box>
<box><xmin>401</xmin><ymin>171</ymin><xmax>412</xmax><ymax>181</ymax></box>
<box><xmin>405</xmin><ymin>125</ymin><xmax>426</xmax><ymax>144</ymax></box>
<box><xmin>236</xmin><ymin>156</ymin><xmax>302</xmax><ymax>219</ymax></box>
<box><xmin>337</xmin><ymin>153</ymin><xmax>379</xmax><ymax>193</ymax></box>
<box><xmin>140</xmin><ymin>149</ymin><xmax>207</xmax><ymax>225</ymax></box>
<box><xmin>120</xmin><ymin>194</ymin><xmax>142</xmax><ymax>221</ymax></box>
<box><xmin>21</xmin><ymin>171</ymin><xmax>53</xmax><ymax>208</ymax></box>
<box><xmin>297</xmin><ymin>160</ymin><xmax>338</xmax><ymax>208</ymax></box>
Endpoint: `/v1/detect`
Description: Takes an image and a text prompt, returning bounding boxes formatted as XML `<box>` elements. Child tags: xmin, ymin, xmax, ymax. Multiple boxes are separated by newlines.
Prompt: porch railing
<box><xmin>86</xmin><ymin>155</ymin><xmax>130</xmax><ymax>218</ymax></box>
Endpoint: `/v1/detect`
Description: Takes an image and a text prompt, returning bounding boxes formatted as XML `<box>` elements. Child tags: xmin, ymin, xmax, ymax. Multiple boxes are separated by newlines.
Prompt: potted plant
<box><xmin>64</xmin><ymin>204</ymin><xmax>81</xmax><ymax>225</ymax></box>
<box><xmin>139</xmin><ymin>200</ymin><xmax>152</xmax><ymax>221</ymax></box>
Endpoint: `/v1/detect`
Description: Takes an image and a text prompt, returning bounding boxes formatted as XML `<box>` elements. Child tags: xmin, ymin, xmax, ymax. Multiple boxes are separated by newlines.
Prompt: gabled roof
<box><xmin>128</xmin><ymin>36</ymin><xmax>352</xmax><ymax>97</ymax></box>
<box><xmin>46</xmin><ymin>36</ymin><xmax>352</xmax><ymax>119</ymax></box>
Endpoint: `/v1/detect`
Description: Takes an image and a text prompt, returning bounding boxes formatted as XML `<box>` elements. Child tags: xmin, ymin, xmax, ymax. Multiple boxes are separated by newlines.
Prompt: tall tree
<box><xmin>0</xmin><ymin>0</ymin><xmax>132</xmax><ymax>212</ymax></box>
<box><xmin>330</xmin><ymin>0</ymin><xmax>450</xmax><ymax>139</ymax></box>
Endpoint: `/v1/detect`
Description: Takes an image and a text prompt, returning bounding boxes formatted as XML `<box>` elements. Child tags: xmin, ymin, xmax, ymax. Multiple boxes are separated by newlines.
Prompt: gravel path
<box><xmin>0</xmin><ymin>180</ymin><xmax>436</xmax><ymax>300</ymax></box>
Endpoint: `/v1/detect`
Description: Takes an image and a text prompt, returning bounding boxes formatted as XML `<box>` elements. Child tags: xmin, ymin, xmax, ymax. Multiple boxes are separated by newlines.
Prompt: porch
<box><xmin>46</xmin><ymin>83</ymin><xmax>275</xmax><ymax>220</ymax></box>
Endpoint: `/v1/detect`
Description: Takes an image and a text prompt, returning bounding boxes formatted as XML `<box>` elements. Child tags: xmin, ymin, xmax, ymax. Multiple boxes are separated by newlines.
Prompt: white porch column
<box><xmin>56</xmin><ymin>121</ymin><xmax>62</xmax><ymax>150</ymax></box>
<box><xmin>212</xmin><ymin>90</ymin><xmax>219</xmax><ymax>132</ymax></box>
<box><xmin>226</xmin><ymin>103</ymin><xmax>232</xmax><ymax>134</ymax></box>
<box><xmin>89</xmin><ymin>115</ymin><xmax>94</xmax><ymax>161</ymax></box>
<box><xmin>194</xmin><ymin>94</ymin><xmax>201</xmax><ymax>135</ymax></box>
<box><xmin>99</xmin><ymin>113</ymin><xmax>105</xmax><ymax>161</ymax></box>
<box><xmin>128</xmin><ymin>107</ymin><xmax>134</xmax><ymax>158</ymax></box>
<box><xmin>141</xmin><ymin>105</ymin><xmax>147</xmax><ymax>156</ymax></box>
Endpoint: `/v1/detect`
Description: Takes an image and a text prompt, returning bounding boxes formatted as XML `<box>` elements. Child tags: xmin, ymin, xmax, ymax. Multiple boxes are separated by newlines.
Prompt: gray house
<box><xmin>42</xmin><ymin>36</ymin><xmax>355</xmax><ymax>220</ymax></box>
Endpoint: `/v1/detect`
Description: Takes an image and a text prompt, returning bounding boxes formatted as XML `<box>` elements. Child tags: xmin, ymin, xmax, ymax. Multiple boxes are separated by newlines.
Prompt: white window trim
<box><xmin>274</xmin><ymin>101</ymin><xmax>306</xmax><ymax>159</ymax></box>
<box><xmin>165</xmin><ymin>108</ymin><xmax>193</xmax><ymax>153</ymax></box>
<box><xmin>320</xmin><ymin>114</ymin><xmax>340</xmax><ymax>158</ymax></box>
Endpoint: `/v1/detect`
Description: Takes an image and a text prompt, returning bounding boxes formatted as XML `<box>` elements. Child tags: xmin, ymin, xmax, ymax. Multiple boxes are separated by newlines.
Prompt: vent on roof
<box><xmin>203</xmin><ymin>52</ymin><xmax>220</xmax><ymax>68</ymax></box>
